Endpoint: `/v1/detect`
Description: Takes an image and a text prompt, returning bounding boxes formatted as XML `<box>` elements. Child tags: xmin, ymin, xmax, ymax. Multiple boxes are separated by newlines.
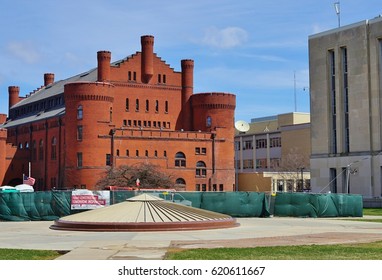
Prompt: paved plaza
<box><xmin>1</xmin><ymin>217</ymin><xmax>382</xmax><ymax>259</ymax></box>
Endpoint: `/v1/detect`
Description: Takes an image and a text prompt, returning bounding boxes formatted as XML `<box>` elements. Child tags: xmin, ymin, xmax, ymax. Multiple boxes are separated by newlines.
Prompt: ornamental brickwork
<box><xmin>0</xmin><ymin>35</ymin><xmax>236</xmax><ymax>191</ymax></box>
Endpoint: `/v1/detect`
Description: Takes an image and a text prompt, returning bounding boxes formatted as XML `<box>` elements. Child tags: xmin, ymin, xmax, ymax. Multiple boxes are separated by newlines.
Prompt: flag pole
<box><xmin>28</xmin><ymin>162</ymin><xmax>31</xmax><ymax>177</ymax></box>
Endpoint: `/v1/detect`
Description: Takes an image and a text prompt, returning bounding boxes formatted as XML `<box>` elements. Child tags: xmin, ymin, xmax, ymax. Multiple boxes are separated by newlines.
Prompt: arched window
<box><xmin>176</xmin><ymin>178</ymin><xmax>186</xmax><ymax>184</ymax></box>
<box><xmin>145</xmin><ymin>150</ymin><xmax>148</xmax><ymax>157</ymax></box>
<box><xmin>77</xmin><ymin>105</ymin><xmax>83</xmax><ymax>120</ymax></box>
<box><xmin>196</xmin><ymin>161</ymin><xmax>207</xmax><ymax>177</ymax></box>
<box><xmin>175</xmin><ymin>152</ymin><xmax>186</xmax><ymax>167</ymax></box>
<box><xmin>165</xmin><ymin>101</ymin><xmax>168</xmax><ymax>113</ymax></box>
<box><xmin>175</xmin><ymin>178</ymin><xmax>186</xmax><ymax>190</ymax></box>
<box><xmin>39</xmin><ymin>139</ymin><xmax>44</xmax><ymax>161</ymax></box>
<box><xmin>18</xmin><ymin>142</ymin><xmax>23</xmax><ymax>149</ymax></box>
<box><xmin>146</xmin><ymin>99</ymin><xmax>149</xmax><ymax>112</ymax></box>
<box><xmin>125</xmin><ymin>98</ymin><xmax>129</xmax><ymax>111</ymax></box>
<box><xmin>25</xmin><ymin>141</ymin><xmax>29</xmax><ymax>149</ymax></box>
<box><xmin>51</xmin><ymin>137</ymin><xmax>57</xmax><ymax>160</ymax></box>
<box><xmin>155</xmin><ymin>100</ymin><xmax>159</xmax><ymax>112</ymax></box>
<box><xmin>154</xmin><ymin>150</ymin><xmax>158</xmax><ymax>157</ymax></box>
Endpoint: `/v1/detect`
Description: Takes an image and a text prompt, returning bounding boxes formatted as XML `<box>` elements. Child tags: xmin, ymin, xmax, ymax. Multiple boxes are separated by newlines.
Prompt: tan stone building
<box><xmin>234</xmin><ymin>112</ymin><xmax>310</xmax><ymax>193</ymax></box>
<box><xmin>309</xmin><ymin>17</ymin><xmax>382</xmax><ymax>198</ymax></box>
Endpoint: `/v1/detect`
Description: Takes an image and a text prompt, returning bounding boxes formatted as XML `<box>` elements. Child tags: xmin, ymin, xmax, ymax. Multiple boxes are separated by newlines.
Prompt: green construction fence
<box><xmin>0</xmin><ymin>191</ymin><xmax>362</xmax><ymax>221</ymax></box>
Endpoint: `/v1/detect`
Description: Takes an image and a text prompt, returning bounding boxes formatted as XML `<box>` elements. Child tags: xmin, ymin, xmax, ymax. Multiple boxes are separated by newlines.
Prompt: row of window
<box><xmin>122</xmin><ymin>120</ymin><xmax>170</xmax><ymax>129</ymax></box>
<box><xmin>18</xmin><ymin>137</ymin><xmax>57</xmax><ymax>161</ymax></box>
<box><xmin>195</xmin><ymin>184</ymin><xmax>224</xmax><ymax>191</ymax></box>
<box><xmin>128</xmin><ymin>71</ymin><xmax>167</xmax><ymax>84</ymax></box>
<box><xmin>235</xmin><ymin>137</ymin><xmax>282</xmax><ymax>150</ymax></box>
<box><xmin>236</xmin><ymin>158</ymin><xmax>280</xmax><ymax>169</ymax></box>
<box><xmin>125</xmin><ymin>98</ymin><xmax>169</xmax><ymax>113</ymax></box>
<box><xmin>77</xmin><ymin>152</ymin><xmax>207</xmax><ymax>177</ymax></box>
<box><xmin>11</xmin><ymin>95</ymin><xmax>64</xmax><ymax>119</ymax></box>
<box><xmin>276</xmin><ymin>179</ymin><xmax>311</xmax><ymax>192</ymax></box>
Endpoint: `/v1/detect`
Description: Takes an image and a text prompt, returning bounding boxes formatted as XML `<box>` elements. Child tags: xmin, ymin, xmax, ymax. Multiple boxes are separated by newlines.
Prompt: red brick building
<box><xmin>0</xmin><ymin>35</ymin><xmax>236</xmax><ymax>191</ymax></box>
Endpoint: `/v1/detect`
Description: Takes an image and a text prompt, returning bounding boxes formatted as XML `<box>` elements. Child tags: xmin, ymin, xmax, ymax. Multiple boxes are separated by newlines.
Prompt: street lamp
<box><xmin>334</xmin><ymin>2</ymin><xmax>340</xmax><ymax>28</ymax></box>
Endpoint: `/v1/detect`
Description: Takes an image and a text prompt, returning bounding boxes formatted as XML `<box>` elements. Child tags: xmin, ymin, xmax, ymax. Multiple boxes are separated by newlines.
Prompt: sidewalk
<box><xmin>1</xmin><ymin>217</ymin><xmax>381</xmax><ymax>260</ymax></box>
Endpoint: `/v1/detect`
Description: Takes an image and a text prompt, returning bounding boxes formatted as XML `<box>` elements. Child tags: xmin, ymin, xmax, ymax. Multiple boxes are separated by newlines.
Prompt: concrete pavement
<box><xmin>1</xmin><ymin>217</ymin><xmax>382</xmax><ymax>259</ymax></box>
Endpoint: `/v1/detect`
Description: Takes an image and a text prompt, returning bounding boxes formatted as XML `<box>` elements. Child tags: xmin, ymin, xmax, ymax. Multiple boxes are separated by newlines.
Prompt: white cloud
<box><xmin>6</xmin><ymin>41</ymin><xmax>41</xmax><ymax>64</ymax></box>
<box><xmin>201</xmin><ymin>26</ymin><xmax>249</xmax><ymax>49</ymax></box>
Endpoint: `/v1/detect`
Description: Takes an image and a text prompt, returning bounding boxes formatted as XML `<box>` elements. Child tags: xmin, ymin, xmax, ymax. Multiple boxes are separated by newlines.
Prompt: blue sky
<box><xmin>0</xmin><ymin>0</ymin><xmax>381</xmax><ymax>122</ymax></box>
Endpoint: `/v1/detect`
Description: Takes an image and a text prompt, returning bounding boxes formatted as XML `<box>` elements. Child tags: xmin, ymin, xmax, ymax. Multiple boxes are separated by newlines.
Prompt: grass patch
<box><xmin>0</xmin><ymin>248</ymin><xmax>61</xmax><ymax>260</ymax></box>
<box><xmin>343</xmin><ymin>218</ymin><xmax>382</xmax><ymax>223</ymax></box>
<box><xmin>363</xmin><ymin>208</ymin><xmax>382</xmax><ymax>216</ymax></box>
<box><xmin>165</xmin><ymin>241</ymin><xmax>382</xmax><ymax>260</ymax></box>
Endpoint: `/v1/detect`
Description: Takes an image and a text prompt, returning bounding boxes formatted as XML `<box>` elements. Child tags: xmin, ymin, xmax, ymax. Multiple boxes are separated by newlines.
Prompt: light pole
<box><xmin>334</xmin><ymin>2</ymin><xmax>340</xmax><ymax>28</ymax></box>
<box><xmin>298</xmin><ymin>167</ymin><xmax>305</xmax><ymax>191</ymax></box>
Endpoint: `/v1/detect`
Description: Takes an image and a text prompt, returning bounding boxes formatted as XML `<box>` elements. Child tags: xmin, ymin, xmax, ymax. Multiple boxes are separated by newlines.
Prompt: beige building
<box><xmin>309</xmin><ymin>17</ymin><xmax>382</xmax><ymax>198</ymax></box>
<box><xmin>234</xmin><ymin>112</ymin><xmax>310</xmax><ymax>193</ymax></box>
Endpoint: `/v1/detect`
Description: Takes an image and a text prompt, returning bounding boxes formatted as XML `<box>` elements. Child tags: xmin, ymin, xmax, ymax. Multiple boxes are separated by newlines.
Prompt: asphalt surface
<box><xmin>1</xmin><ymin>216</ymin><xmax>382</xmax><ymax>259</ymax></box>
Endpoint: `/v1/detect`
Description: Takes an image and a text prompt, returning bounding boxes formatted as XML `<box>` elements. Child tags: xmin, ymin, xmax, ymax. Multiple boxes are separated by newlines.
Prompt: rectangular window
<box><xmin>329</xmin><ymin>50</ymin><xmax>337</xmax><ymax>154</ymax></box>
<box><xmin>51</xmin><ymin>145</ymin><xmax>56</xmax><ymax>160</ymax></box>
<box><xmin>341</xmin><ymin>47</ymin><xmax>349</xmax><ymax>153</ymax></box>
<box><xmin>165</xmin><ymin>101</ymin><xmax>168</xmax><ymax>113</ymax></box>
<box><xmin>195</xmin><ymin>147</ymin><xmax>200</xmax><ymax>154</ymax></box>
<box><xmin>244</xmin><ymin>140</ymin><xmax>253</xmax><ymax>150</ymax></box>
<box><xmin>330</xmin><ymin>168</ymin><xmax>337</xmax><ymax>193</ymax></box>
<box><xmin>219</xmin><ymin>184</ymin><xmax>223</xmax><ymax>191</ymax></box>
<box><xmin>195</xmin><ymin>184</ymin><xmax>200</xmax><ymax>191</ymax></box>
<box><xmin>201</xmin><ymin>147</ymin><xmax>206</xmax><ymax>154</ymax></box>
<box><xmin>270</xmin><ymin>137</ymin><xmax>281</xmax><ymax>148</ymax></box>
<box><xmin>106</xmin><ymin>154</ymin><xmax>111</xmax><ymax>166</ymax></box>
<box><xmin>77</xmin><ymin>152</ymin><xmax>83</xmax><ymax>167</ymax></box>
<box><xmin>243</xmin><ymin>159</ymin><xmax>254</xmax><ymax>169</ymax></box>
<box><xmin>256</xmin><ymin>139</ymin><xmax>267</xmax><ymax>149</ymax></box>
<box><xmin>77</xmin><ymin>125</ymin><xmax>83</xmax><ymax>141</ymax></box>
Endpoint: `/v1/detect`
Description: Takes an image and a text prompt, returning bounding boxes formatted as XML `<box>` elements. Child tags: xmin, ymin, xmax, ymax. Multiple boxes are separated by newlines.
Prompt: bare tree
<box><xmin>275</xmin><ymin>147</ymin><xmax>310</xmax><ymax>192</ymax></box>
<box><xmin>95</xmin><ymin>163</ymin><xmax>174</xmax><ymax>190</ymax></box>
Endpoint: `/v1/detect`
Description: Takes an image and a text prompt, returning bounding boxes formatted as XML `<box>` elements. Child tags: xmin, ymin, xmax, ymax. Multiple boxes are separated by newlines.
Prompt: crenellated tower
<box><xmin>44</xmin><ymin>73</ymin><xmax>55</xmax><ymax>86</ymax></box>
<box><xmin>63</xmin><ymin>81</ymin><xmax>115</xmax><ymax>188</ymax></box>
<box><xmin>8</xmin><ymin>86</ymin><xmax>20</xmax><ymax>110</ymax></box>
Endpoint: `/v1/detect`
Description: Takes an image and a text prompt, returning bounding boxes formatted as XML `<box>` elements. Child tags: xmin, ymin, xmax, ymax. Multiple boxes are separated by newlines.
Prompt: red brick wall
<box><xmin>2</xmin><ymin>35</ymin><xmax>236</xmax><ymax>191</ymax></box>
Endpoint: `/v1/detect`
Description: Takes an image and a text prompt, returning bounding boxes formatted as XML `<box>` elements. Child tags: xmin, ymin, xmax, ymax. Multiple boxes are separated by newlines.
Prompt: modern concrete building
<box><xmin>234</xmin><ymin>112</ymin><xmax>310</xmax><ymax>193</ymax></box>
<box><xmin>309</xmin><ymin>16</ymin><xmax>382</xmax><ymax>198</ymax></box>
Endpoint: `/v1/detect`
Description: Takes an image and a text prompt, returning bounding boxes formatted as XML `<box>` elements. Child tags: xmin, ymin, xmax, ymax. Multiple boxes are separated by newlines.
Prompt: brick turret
<box><xmin>44</xmin><ymin>73</ymin><xmax>55</xmax><ymax>86</ymax></box>
<box><xmin>180</xmin><ymin>59</ymin><xmax>194</xmax><ymax>131</ymax></box>
<box><xmin>141</xmin><ymin>35</ymin><xmax>154</xmax><ymax>83</ymax></box>
<box><xmin>8</xmin><ymin>86</ymin><xmax>20</xmax><ymax>109</ymax></box>
<box><xmin>97</xmin><ymin>51</ymin><xmax>111</xmax><ymax>82</ymax></box>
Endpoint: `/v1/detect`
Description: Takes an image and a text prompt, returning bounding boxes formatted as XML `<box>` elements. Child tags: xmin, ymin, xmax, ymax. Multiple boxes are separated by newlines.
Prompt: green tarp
<box><xmin>273</xmin><ymin>192</ymin><xmax>363</xmax><ymax>217</ymax></box>
<box><xmin>0</xmin><ymin>191</ymin><xmax>362</xmax><ymax>221</ymax></box>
